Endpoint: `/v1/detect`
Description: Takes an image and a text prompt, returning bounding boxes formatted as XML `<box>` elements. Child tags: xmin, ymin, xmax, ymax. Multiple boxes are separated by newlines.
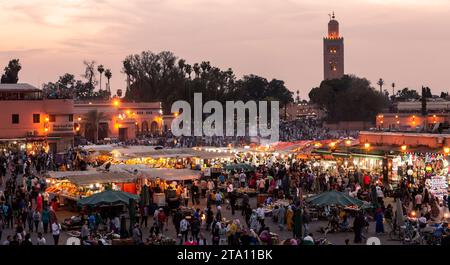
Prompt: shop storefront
<box><xmin>392</xmin><ymin>152</ymin><xmax>450</xmax><ymax>198</ymax></box>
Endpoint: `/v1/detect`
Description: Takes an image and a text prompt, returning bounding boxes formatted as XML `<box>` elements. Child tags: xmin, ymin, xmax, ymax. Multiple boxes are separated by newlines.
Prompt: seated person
<box><xmin>329</xmin><ymin>214</ymin><xmax>340</xmax><ymax>232</ymax></box>
<box><xmin>83</xmin><ymin>233</ymin><xmax>98</xmax><ymax>245</ymax></box>
<box><xmin>339</xmin><ymin>214</ymin><xmax>349</xmax><ymax>231</ymax></box>
<box><xmin>418</xmin><ymin>214</ymin><xmax>427</xmax><ymax>229</ymax></box>
<box><xmin>259</xmin><ymin>227</ymin><xmax>272</xmax><ymax>245</ymax></box>
<box><xmin>302</xmin><ymin>233</ymin><xmax>315</xmax><ymax>245</ymax></box>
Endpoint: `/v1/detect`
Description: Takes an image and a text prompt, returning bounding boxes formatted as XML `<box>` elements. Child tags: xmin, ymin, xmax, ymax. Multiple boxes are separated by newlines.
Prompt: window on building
<box><xmin>12</xmin><ymin>114</ymin><xmax>19</xmax><ymax>124</ymax></box>
<box><xmin>68</xmin><ymin>114</ymin><xmax>73</xmax><ymax>122</ymax></box>
<box><xmin>33</xmin><ymin>114</ymin><xmax>40</xmax><ymax>123</ymax></box>
<box><xmin>146</xmin><ymin>111</ymin><xmax>152</xmax><ymax>114</ymax></box>
<box><xmin>49</xmin><ymin>115</ymin><xmax>56</xmax><ymax>122</ymax></box>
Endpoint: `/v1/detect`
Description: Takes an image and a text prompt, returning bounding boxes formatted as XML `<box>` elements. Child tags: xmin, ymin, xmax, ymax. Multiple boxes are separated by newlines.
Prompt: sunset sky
<box><xmin>1</xmin><ymin>0</ymin><xmax>449</xmax><ymax>98</ymax></box>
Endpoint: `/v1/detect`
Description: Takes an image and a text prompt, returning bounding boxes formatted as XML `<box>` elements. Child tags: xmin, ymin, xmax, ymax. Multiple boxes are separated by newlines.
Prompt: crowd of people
<box><xmin>1</xmin><ymin>144</ymin><xmax>449</xmax><ymax>246</ymax></box>
<box><xmin>0</xmin><ymin>149</ymin><xmax>66</xmax><ymax>245</ymax></box>
<box><xmin>279</xmin><ymin>119</ymin><xmax>358</xmax><ymax>142</ymax></box>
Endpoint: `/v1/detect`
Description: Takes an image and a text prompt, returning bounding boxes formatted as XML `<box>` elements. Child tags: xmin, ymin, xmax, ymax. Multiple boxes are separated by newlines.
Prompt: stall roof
<box><xmin>124</xmin><ymin>148</ymin><xmax>234</xmax><ymax>160</ymax></box>
<box><xmin>47</xmin><ymin>166</ymin><xmax>200</xmax><ymax>184</ymax></box>
<box><xmin>47</xmin><ymin>170</ymin><xmax>136</xmax><ymax>186</ymax></box>
<box><xmin>80</xmin><ymin>145</ymin><xmax>234</xmax><ymax>160</ymax></box>
<box><xmin>111</xmin><ymin>164</ymin><xmax>200</xmax><ymax>181</ymax></box>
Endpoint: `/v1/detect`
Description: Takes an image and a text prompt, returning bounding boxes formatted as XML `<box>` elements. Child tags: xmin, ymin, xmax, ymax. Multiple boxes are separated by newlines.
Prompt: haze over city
<box><xmin>1</xmin><ymin>0</ymin><xmax>449</xmax><ymax>98</ymax></box>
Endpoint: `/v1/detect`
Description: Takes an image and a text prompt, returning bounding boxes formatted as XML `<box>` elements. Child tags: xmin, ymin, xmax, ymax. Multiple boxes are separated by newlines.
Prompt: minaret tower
<box><xmin>323</xmin><ymin>12</ymin><xmax>344</xmax><ymax>80</ymax></box>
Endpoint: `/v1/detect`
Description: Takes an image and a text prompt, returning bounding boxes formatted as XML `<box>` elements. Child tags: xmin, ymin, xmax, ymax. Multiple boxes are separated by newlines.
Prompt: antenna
<box><xmin>332</xmin><ymin>11</ymin><xmax>335</xmax><ymax>19</ymax></box>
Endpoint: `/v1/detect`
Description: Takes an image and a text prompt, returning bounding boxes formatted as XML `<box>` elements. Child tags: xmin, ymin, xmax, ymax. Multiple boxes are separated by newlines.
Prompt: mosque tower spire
<box><xmin>323</xmin><ymin>12</ymin><xmax>344</xmax><ymax>80</ymax></box>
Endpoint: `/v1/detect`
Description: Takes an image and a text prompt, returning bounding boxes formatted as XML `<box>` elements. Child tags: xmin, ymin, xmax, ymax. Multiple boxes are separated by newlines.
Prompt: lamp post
<box><xmin>444</xmin><ymin>147</ymin><xmax>450</xmax><ymax>155</ymax></box>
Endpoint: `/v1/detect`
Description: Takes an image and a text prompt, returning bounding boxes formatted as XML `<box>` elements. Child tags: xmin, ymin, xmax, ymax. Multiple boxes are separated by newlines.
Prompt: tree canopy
<box><xmin>122</xmin><ymin>51</ymin><xmax>293</xmax><ymax>113</ymax></box>
<box><xmin>309</xmin><ymin>75</ymin><xmax>388</xmax><ymax>123</ymax></box>
<box><xmin>1</xmin><ymin>59</ymin><xmax>22</xmax><ymax>84</ymax></box>
<box><xmin>394</xmin><ymin>87</ymin><xmax>420</xmax><ymax>101</ymax></box>
<box><xmin>42</xmin><ymin>61</ymin><xmax>111</xmax><ymax>100</ymax></box>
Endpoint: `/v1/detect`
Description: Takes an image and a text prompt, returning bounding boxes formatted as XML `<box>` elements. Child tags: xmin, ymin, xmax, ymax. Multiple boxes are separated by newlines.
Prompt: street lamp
<box><xmin>444</xmin><ymin>147</ymin><xmax>450</xmax><ymax>155</ymax></box>
<box><xmin>364</xmin><ymin>143</ymin><xmax>370</xmax><ymax>149</ymax></box>
<box><xmin>401</xmin><ymin>145</ymin><xmax>407</xmax><ymax>152</ymax></box>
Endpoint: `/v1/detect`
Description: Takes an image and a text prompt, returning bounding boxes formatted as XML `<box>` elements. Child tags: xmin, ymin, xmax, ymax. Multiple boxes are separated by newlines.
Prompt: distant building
<box><xmin>0</xmin><ymin>83</ymin><xmax>74</xmax><ymax>153</ymax></box>
<box><xmin>375</xmin><ymin>113</ymin><xmax>450</xmax><ymax>132</ymax></box>
<box><xmin>323</xmin><ymin>12</ymin><xmax>344</xmax><ymax>80</ymax></box>
<box><xmin>0</xmin><ymin>83</ymin><xmax>165</xmax><ymax>152</ymax></box>
<box><xmin>376</xmin><ymin>98</ymin><xmax>450</xmax><ymax>131</ymax></box>
<box><xmin>360</xmin><ymin>131</ymin><xmax>450</xmax><ymax>149</ymax></box>
<box><xmin>285</xmin><ymin>102</ymin><xmax>324</xmax><ymax>121</ymax></box>
<box><xmin>395</xmin><ymin>99</ymin><xmax>450</xmax><ymax>113</ymax></box>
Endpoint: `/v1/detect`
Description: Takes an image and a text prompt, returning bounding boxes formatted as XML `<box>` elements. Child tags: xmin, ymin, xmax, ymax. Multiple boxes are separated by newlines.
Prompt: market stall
<box><xmin>391</xmin><ymin>152</ymin><xmax>450</xmax><ymax>187</ymax></box>
<box><xmin>45</xmin><ymin>170</ymin><xmax>138</xmax><ymax>209</ymax></box>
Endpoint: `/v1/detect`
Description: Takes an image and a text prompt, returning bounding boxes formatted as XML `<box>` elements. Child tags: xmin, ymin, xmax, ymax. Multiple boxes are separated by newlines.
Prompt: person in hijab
<box><xmin>353</xmin><ymin>212</ymin><xmax>365</xmax><ymax>243</ymax></box>
<box><xmin>278</xmin><ymin>206</ymin><xmax>286</xmax><ymax>231</ymax></box>
<box><xmin>375</xmin><ymin>207</ymin><xmax>384</xmax><ymax>235</ymax></box>
<box><xmin>249</xmin><ymin>210</ymin><xmax>260</xmax><ymax>232</ymax></box>
<box><xmin>293</xmin><ymin>206</ymin><xmax>302</xmax><ymax>239</ymax></box>
<box><xmin>286</xmin><ymin>206</ymin><xmax>294</xmax><ymax>231</ymax></box>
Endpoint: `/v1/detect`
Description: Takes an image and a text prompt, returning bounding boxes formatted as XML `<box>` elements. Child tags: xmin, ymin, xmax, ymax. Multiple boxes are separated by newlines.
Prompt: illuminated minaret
<box><xmin>323</xmin><ymin>12</ymin><xmax>344</xmax><ymax>80</ymax></box>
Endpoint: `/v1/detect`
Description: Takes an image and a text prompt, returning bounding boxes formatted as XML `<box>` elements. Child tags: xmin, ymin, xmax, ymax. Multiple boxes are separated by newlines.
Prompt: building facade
<box><xmin>359</xmin><ymin>131</ymin><xmax>450</xmax><ymax>149</ymax></box>
<box><xmin>0</xmin><ymin>84</ymin><xmax>166</xmax><ymax>152</ymax></box>
<box><xmin>74</xmin><ymin>100</ymin><xmax>163</xmax><ymax>142</ymax></box>
<box><xmin>285</xmin><ymin>102</ymin><xmax>324</xmax><ymax>121</ymax></box>
<box><xmin>323</xmin><ymin>12</ymin><xmax>344</xmax><ymax>80</ymax></box>
<box><xmin>0</xmin><ymin>84</ymin><xmax>74</xmax><ymax>153</ymax></box>
<box><xmin>375</xmin><ymin>113</ymin><xmax>450</xmax><ymax>131</ymax></box>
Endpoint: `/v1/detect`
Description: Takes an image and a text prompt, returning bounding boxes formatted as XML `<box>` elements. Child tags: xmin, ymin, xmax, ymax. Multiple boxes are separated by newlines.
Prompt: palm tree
<box><xmin>377</xmin><ymin>78</ymin><xmax>384</xmax><ymax>94</ymax></box>
<box><xmin>391</xmin><ymin>82</ymin><xmax>396</xmax><ymax>98</ymax></box>
<box><xmin>193</xmin><ymin>63</ymin><xmax>200</xmax><ymax>78</ymax></box>
<box><xmin>97</xmin><ymin>64</ymin><xmax>105</xmax><ymax>91</ymax></box>
<box><xmin>104</xmin><ymin>69</ymin><xmax>112</xmax><ymax>93</ymax></box>
<box><xmin>84</xmin><ymin>110</ymin><xmax>109</xmax><ymax>144</ymax></box>
<box><xmin>185</xmin><ymin>64</ymin><xmax>192</xmax><ymax>79</ymax></box>
<box><xmin>178</xmin><ymin>59</ymin><xmax>185</xmax><ymax>72</ymax></box>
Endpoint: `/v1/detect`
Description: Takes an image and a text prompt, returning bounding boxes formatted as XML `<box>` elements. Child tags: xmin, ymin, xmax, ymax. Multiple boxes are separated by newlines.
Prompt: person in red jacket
<box><xmin>183</xmin><ymin>237</ymin><xmax>198</xmax><ymax>245</ymax></box>
<box><xmin>363</xmin><ymin>174</ymin><xmax>371</xmax><ymax>190</ymax></box>
<box><xmin>157</xmin><ymin>208</ymin><xmax>167</xmax><ymax>233</ymax></box>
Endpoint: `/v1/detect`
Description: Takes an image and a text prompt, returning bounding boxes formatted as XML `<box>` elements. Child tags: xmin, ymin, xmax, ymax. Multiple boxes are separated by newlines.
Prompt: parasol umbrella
<box><xmin>306</xmin><ymin>190</ymin><xmax>365</xmax><ymax>207</ymax></box>
<box><xmin>395</xmin><ymin>198</ymin><xmax>405</xmax><ymax>227</ymax></box>
<box><xmin>78</xmin><ymin>190</ymin><xmax>139</xmax><ymax>207</ymax></box>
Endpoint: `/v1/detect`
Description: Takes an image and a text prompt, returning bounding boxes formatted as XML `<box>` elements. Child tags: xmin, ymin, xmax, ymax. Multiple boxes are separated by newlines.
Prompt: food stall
<box><xmin>45</xmin><ymin>170</ymin><xmax>138</xmax><ymax>209</ymax></box>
